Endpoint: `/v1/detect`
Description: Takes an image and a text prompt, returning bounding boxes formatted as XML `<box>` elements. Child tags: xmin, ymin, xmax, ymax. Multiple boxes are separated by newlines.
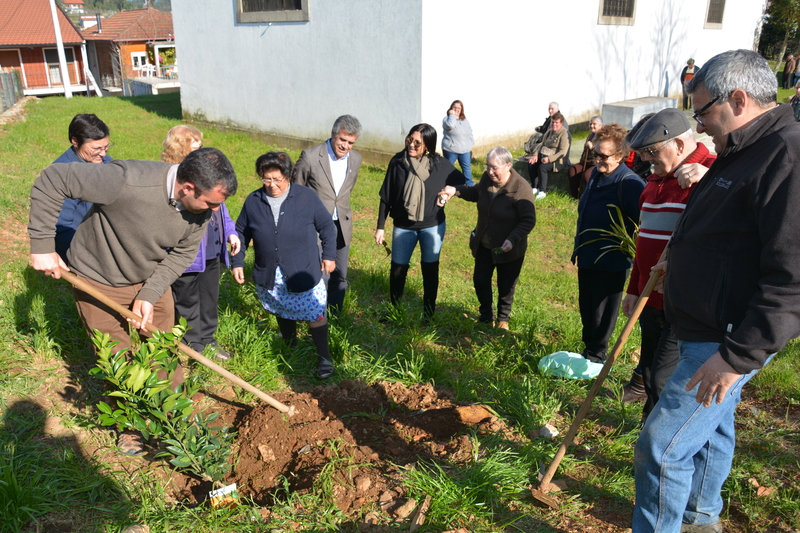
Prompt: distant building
<box><xmin>172</xmin><ymin>0</ymin><xmax>766</xmax><ymax>156</ymax></box>
<box><xmin>79</xmin><ymin>15</ymin><xmax>104</xmax><ymax>29</ymax></box>
<box><xmin>82</xmin><ymin>7</ymin><xmax>178</xmax><ymax>94</ymax></box>
<box><xmin>62</xmin><ymin>0</ymin><xmax>84</xmax><ymax>14</ymax></box>
<box><xmin>0</xmin><ymin>0</ymin><xmax>89</xmax><ymax>97</ymax></box>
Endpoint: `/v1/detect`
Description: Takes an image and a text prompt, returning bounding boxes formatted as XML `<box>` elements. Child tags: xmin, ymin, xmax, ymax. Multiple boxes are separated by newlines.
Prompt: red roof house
<box><xmin>0</xmin><ymin>0</ymin><xmax>88</xmax><ymax>95</ymax></box>
<box><xmin>63</xmin><ymin>0</ymin><xmax>85</xmax><ymax>14</ymax></box>
<box><xmin>82</xmin><ymin>8</ymin><xmax>176</xmax><ymax>91</ymax></box>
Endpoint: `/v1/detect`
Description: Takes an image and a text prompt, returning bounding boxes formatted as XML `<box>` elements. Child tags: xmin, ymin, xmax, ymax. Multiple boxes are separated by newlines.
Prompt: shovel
<box><xmin>60</xmin><ymin>270</ymin><xmax>296</xmax><ymax>417</ymax></box>
<box><xmin>531</xmin><ymin>249</ymin><xmax>667</xmax><ymax>508</ymax></box>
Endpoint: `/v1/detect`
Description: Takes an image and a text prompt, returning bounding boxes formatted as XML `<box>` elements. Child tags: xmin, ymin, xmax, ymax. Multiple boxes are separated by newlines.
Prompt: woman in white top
<box><xmin>441</xmin><ymin>100</ymin><xmax>475</xmax><ymax>185</ymax></box>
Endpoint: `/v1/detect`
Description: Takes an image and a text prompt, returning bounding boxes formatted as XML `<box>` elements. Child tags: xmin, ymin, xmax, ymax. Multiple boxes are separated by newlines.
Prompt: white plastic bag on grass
<box><xmin>538</xmin><ymin>351</ymin><xmax>603</xmax><ymax>380</ymax></box>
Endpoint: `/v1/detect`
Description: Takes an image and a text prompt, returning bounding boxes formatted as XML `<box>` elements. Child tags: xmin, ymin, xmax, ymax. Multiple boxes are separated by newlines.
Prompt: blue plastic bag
<box><xmin>538</xmin><ymin>351</ymin><xmax>604</xmax><ymax>380</ymax></box>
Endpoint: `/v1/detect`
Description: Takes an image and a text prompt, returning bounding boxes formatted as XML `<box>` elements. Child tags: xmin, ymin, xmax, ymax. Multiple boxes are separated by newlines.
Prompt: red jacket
<box><xmin>626</xmin><ymin>144</ymin><xmax>716</xmax><ymax>309</ymax></box>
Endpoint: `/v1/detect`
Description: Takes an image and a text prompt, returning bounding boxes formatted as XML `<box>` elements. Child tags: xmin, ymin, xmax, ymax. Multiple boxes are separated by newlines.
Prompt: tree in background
<box><xmin>759</xmin><ymin>0</ymin><xmax>800</xmax><ymax>72</ymax></box>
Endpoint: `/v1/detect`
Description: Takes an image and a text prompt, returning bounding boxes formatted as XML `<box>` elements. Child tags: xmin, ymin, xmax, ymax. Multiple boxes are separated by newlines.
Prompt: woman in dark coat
<box><xmin>572</xmin><ymin>124</ymin><xmax>646</xmax><ymax>363</ymax></box>
<box><xmin>232</xmin><ymin>152</ymin><xmax>337</xmax><ymax>378</ymax></box>
<box><xmin>439</xmin><ymin>146</ymin><xmax>536</xmax><ymax>329</ymax></box>
<box><xmin>374</xmin><ymin>123</ymin><xmax>465</xmax><ymax>318</ymax></box>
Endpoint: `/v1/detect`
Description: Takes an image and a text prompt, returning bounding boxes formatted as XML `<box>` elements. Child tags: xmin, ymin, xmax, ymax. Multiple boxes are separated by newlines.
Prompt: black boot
<box><xmin>622</xmin><ymin>370</ymin><xmax>647</xmax><ymax>404</ymax></box>
<box><xmin>421</xmin><ymin>260</ymin><xmax>439</xmax><ymax>319</ymax></box>
<box><xmin>389</xmin><ymin>261</ymin><xmax>409</xmax><ymax>305</ymax></box>
<box><xmin>276</xmin><ymin>317</ymin><xmax>298</xmax><ymax>347</ymax></box>
<box><xmin>309</xmin><ymin>323</ymin><xmax>334</xmax><ymax>379</ymax></box>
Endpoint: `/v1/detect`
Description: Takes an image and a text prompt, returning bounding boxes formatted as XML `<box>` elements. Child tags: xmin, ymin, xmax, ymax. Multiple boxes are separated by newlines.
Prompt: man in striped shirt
<box><xmin>621</xmin><ymin>108</ymin><xmax>716</xmax><ymax>420</ymax></box>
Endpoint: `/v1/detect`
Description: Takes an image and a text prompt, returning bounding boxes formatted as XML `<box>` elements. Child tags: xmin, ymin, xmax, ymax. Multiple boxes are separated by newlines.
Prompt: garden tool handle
<box><xmin>538</xmin><ymin>248</ymin><xmax>668</xmax><ymax>489</ymax></box>
<box><xmin>60</xmin><ymin>270</ymin><xmax>296</xmax><ymax>417</ymax></box>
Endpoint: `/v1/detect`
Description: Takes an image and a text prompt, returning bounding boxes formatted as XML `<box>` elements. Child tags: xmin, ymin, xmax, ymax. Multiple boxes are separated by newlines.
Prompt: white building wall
<box><xmin>173</xmin><ymin>0</ymin><xmax>765</xmax><ymax>155</ymax></box>
<box><xmin>172</xmin><ymin>0</ymin><xmax>424</xmax><ymax>153</ymax></box>
<box><xmin>420</xmin><ymin>0</ymin><xmax>766</xmax><ymax>152</ymax></box>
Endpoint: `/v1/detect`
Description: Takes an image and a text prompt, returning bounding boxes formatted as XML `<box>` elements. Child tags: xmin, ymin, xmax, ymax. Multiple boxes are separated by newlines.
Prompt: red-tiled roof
<box><xmin>0</xmin><ymin>0</ymin><xmax>83</xmax><ymax>46</ymax></box>
<box><xmin>65</xmin><ymin>0</ymin><xmax>85</xmax><ymax>5</ymax></box>
<box><xmin>82</xmin><ymin>8</ymin><xmax>173</xmax><ymax>42</ymax></box>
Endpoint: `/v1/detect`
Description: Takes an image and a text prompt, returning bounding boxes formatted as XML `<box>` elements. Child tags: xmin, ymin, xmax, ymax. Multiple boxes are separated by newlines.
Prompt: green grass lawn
<box><xmin>0</xmin><ymin>93</ymin><xmax>798</xmax><ymax>532</ymax></box>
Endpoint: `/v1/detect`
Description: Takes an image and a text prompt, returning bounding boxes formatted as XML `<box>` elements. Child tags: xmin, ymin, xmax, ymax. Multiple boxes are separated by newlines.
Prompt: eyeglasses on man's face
<box><xmin>639</xmin><ymin>141</ymin><xmax>671</xmax><ymax>158</ymax></box>
<box><xmin>692</xmin><ymin>96</ymin><xmax>721</xmax><ymax>126</ymax></box>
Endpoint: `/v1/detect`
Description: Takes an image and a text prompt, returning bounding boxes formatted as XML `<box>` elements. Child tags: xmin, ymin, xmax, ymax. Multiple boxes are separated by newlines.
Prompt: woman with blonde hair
<box><xmin>162</xmin><ymin>125</ymin><xmax>203</xmax><ymax>164</ymax></box>
<box><xmin>165</xmin><ymin>125</ymin><xmax>241</xmax><ymax>362</ymax></box>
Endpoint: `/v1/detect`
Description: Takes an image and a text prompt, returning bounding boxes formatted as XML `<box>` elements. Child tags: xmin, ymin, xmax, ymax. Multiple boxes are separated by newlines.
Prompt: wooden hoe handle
<box><xmin>60</xmin><ymin>270</ymin><xmax>295</xmax><ymax>417</ymax></box>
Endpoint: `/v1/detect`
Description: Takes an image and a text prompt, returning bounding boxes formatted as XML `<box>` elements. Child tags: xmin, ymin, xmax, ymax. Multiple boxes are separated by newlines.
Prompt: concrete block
<box><xmin>602</xmin><ymin>97</ymin><xmax>678</xmax><ymax>129</ymax></box>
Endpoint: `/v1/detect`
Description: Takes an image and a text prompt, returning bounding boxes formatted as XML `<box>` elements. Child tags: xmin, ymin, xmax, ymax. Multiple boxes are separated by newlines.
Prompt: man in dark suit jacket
<box><xmin>293</xmin><ymin>115</ymin><xmax>363</xmax><ymax>314</ymax></box>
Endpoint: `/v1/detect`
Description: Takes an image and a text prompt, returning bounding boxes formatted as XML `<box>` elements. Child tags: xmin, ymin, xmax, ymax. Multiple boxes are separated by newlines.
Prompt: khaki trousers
<box><xmin>73</xmin><ymin>275</ymin><xmax>184</xmax><ymax>388</ymax></box>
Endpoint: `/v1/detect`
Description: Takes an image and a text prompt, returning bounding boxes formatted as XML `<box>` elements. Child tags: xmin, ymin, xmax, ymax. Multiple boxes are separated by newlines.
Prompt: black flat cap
<box><xmin>629</xmin><ymin>108</ymin><xmax>691</xmax><ymax>150</ymax></box>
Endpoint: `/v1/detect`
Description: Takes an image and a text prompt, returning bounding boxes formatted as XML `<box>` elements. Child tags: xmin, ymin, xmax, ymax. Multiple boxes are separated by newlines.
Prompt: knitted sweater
<box><xmin>626</xmin><ymin>144</ymin><xmax>716</xmax><ymax>309</ymax></box>
<box><xmin>441</xmin><ymin>115</ymin><xmax>474</xmax><ymax>154</ymax></box>
<box><xmin>29</xmin><ymin>160</ymin><xmax>211</xmax><ymax>304</ymax></box>
<box><xmin>52</xmin><ymin>146</ymin><xmax>113</xmax><ymax>261</ymax></box>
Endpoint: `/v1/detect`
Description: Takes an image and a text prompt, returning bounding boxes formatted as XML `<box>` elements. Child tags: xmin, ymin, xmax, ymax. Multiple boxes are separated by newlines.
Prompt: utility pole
<box><xmin>48</xmin><ymin>0</ymin><xmax>72</xmax><ymax>98</ymax></box>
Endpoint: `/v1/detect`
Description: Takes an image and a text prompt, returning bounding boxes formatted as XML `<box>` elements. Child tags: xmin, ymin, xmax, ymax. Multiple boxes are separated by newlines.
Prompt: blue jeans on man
<box><xmin>633</xmin><ymin>341</ymin><xmax>771</xmax><ymax>532</ymax></box>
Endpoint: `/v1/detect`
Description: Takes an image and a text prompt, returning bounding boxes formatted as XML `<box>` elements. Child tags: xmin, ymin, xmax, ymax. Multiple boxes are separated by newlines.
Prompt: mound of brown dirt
<box><xmin>174</xmin><ymin>380</ymin><xmax>505</xmax><ymax>518</ymax></box>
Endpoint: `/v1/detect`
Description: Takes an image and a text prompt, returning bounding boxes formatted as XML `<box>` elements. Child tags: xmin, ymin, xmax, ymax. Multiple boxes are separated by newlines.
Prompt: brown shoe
<box><xmin>622</xmin><ymin>371</ymin><xmax>648</xmax><ymax>404</ymax></box>
<box><xmin>496</xmin><ymin>321</ymin><xmax>509</xmax><ymax>330</ymax></box>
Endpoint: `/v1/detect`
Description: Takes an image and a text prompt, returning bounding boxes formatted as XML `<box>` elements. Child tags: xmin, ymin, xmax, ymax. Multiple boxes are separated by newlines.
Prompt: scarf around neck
<box><xmin>403</xmin><ymin>154</ymin><xmax>431</xmax><ymax>222</ymax></box>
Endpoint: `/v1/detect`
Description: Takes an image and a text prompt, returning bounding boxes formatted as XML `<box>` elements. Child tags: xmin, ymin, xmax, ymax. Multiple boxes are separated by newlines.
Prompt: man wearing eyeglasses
<box><xmin>633</xmin><ymin>50</ymin><xmax>800</xmax><ymax>533</ymax></box>
<box><xmin>619</xmin><ymin>108</ymin><xmax>715</xmax><ymax>412</ymax></box>
<box><xmin>293</xmin><ymin>115</ymin><xmax>363</xmax><ymax>315</ymax></box>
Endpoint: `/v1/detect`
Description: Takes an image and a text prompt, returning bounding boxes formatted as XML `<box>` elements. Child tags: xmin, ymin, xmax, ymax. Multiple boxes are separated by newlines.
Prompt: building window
<box><xmin>237</xmin><ymin>0</ymin><xmax>309</xmax><ymax>23</ymax></box>
<box><xmin>131</xmin><ymin>52</ymin><xmax>148</xmax><ymax>69</ymax></box>
<box><xmin>704</xmin><ymin>0</ymin><xmax>725</xmax><ymax>29</ymax></box>
<box><xmin>44</xmin><ymin>48</ymin><xmax>76</xmax><ymax>86</ymax></box>
<box><xmin>598</xmin><ymin>0</ymin><xmax>636</xmax><ymax>26</ymax></box>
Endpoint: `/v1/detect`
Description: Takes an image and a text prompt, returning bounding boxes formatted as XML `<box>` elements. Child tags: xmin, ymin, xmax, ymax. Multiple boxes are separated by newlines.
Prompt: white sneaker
<box><xmin>536</xmin><ymin>191</ymin><xmax>547</xmax><ymax>199</ymax></box>
<box><xmin>532</xmin><ymin>188</ymin><xmax>538</xmax><ymax>195</ymax></box>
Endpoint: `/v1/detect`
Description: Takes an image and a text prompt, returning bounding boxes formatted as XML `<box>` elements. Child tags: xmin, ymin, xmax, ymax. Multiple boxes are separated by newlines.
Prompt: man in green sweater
<box><xmin>28</xmin><ymin>147</ymin><xmax>237</xmax><ymax>356</ymax></box>
<box><xmin>29</xmin><ymin>147</ymin><xmax>237</xmax><ymax>455</ymax></box>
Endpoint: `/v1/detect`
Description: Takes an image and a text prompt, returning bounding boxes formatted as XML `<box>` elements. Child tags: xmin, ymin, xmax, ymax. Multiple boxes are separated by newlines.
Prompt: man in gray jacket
<box><xmin>293</xmin><ymin>115</ymin><xmax>363</xmax><ymax>314</ymax></box>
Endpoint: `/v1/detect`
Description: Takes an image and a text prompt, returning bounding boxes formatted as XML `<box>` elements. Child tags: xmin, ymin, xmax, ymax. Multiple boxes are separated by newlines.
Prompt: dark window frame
<box><xmin>704</xmin><ymin>0</ymin><xmax>725</xmax><ymax>29</ymax></box>
<box><xmin>237</xmin><ymin>0</ymin><xmax>309</xmax><ymax>23</ymax></box>
<box><xmin>597</xmin><ymin>0</ymin><xmax>637</xmax><ymax>26</ymax></box>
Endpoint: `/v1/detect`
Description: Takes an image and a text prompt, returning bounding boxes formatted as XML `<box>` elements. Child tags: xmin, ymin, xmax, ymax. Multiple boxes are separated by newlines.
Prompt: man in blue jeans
<box><xmin>633</xmin><ymin>49</ymin><xmax>800</xmax><ymax>533</ymax></box>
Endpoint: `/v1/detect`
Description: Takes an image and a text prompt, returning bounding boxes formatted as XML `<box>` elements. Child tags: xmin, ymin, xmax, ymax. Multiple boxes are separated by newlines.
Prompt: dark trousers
<box><xmin>172</xmin><ymin>257</ymin><xmax>221</xmax><ymax>350</ymax></box>
<box><xmin>578</xmin><ymin>267</ymin><xmax>628</xmax><ymax>362</ymax></box>
<box><xmin>568</xmin><ymin>163</ymin><xmax>594</xmax><ymax>199</ymax></box>
<box><xmin>638</xmin><ymin>305</ymin><xmax>680</xmax><ymax>420</ymax></box>
<box><xmin>527</xmin><ymin>161</ymin><xmax>541</xmax><ymax>189</ymax></box>
<box><xmin>473</xmin><ymin>246</ymin><xmax>524</xmax><ymax>322</ymax></box>
<box><xmin>326</xmin><ymin>220</ymin><xmax>349</xmax><ymax>313</ymax></box>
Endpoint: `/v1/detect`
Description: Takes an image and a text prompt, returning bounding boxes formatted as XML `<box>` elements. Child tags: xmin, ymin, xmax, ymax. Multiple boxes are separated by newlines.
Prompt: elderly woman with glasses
<box><xmin>232</xmin><ymin>152</ymin><xmax>338</xmax><ymax>379</ymax></box>
<box><xmin>571</xmin><ymin>124</ymin><xmax>646</xmax><ymax>364</ymax></box>
<box><xmin>438</xmin><ymin>147</ymin><xmax>536</xmax><ymax>329</ymax></box>
<box><xmin>53</xmin><ymin>113</ymin><xmax>114</xmax><ymax>262</ymax></box>
<box><xmin>374</xmin><ymin>123</ymin><xmax>466</xmax><ymax>319</ymax></box>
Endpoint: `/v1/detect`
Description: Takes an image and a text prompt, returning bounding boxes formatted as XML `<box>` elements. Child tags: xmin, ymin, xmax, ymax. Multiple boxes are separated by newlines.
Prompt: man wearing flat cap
<box><xmin>620</xmin><ymin>107</ymin><xmax>715</xmax><ymax>414</ymax></box>
<box><xmin>633</xmin><ymin>49</ymin><xmax>800</xmax><ymax>533</ymax></box>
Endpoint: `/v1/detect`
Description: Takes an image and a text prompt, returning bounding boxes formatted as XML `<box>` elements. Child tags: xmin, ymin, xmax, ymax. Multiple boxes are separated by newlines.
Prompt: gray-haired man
<box><xmin>633</xmin><ymin>49</ymin><xmax>800</xmax><ymax>533</ymax></box>
<box><xmin>293</xmin><ymin>115</ymin><xmax>363</xmax><ymax>314</ymax></box>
